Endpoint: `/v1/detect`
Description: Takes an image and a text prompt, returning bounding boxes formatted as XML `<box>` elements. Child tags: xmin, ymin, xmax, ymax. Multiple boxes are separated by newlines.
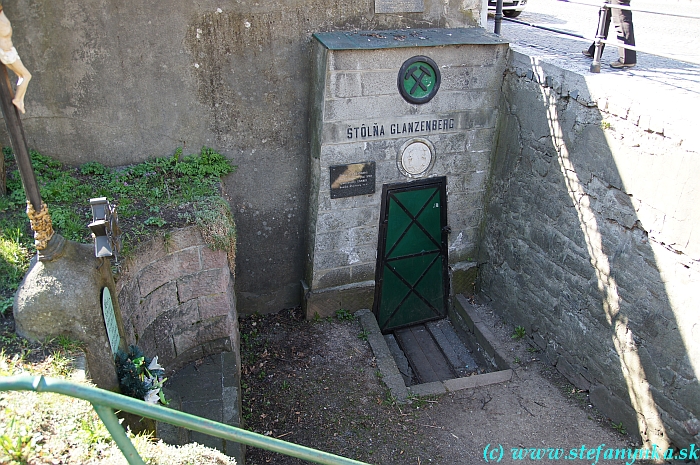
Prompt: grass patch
<box><xmin>0</xmin><ymin>146</ymin><xmax>236</xmax><ymax>301</ymax></box>
<box><xmin>0</xmin><ymin>331</ymin><xmax>237</xmax><ymax>464</ymax></box>
<box><xmin>1</xmin><ymin>147</ymin><xmax>239</xmax><ymax>464</ymax></box>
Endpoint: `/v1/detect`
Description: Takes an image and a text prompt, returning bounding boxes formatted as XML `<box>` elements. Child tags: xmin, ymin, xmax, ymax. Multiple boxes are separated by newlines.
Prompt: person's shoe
<box><xmin>610</xmin><ymin>59</ymin><xmax>635</xmax><ymax>69</ymax></box>
<box><xmin>582</xmin><ymin>50</ymin><xmax>594</xmax><ymax>58</ymax></box>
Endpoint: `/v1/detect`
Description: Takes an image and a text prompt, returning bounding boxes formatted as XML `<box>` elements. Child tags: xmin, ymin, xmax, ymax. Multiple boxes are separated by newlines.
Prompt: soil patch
<box><xmin>240</xmin><ymin>305</ymin><xmax>640</xmax><ymax>465</ymax></box>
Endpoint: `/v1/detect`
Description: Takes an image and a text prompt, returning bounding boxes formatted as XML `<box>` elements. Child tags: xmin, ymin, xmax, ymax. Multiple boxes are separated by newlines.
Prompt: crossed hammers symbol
<box><xmin>404</xmin><ymin>64</ymin><xmax>432</xmax><ymax>95</ymax></box>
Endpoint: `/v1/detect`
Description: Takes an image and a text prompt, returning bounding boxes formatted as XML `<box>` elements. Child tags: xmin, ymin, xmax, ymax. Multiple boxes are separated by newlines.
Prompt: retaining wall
<box><xmin>115</xmin><ymin>226</ymin><xmax>239</xmax><ymax>375</ymax></box>
<box><xmin>2</xmin><ymin>0</ymin><xmax>481</xmax><ymax>315</ymax></box>
<box><xmin>478</xmin><ymin>51</ymin><xmax>700</xmax><ymax>449</ymax></box>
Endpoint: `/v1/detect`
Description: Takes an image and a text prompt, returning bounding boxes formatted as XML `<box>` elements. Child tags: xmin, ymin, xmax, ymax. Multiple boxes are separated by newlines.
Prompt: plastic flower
<box><xmin>144</xmin><ymin>389</ymin><xmax>161</xmax><ymax>404</ymax></box>
<box><xmin>148</xmin><ymin>356</ymin><xmax>164</xmax><ymax>371</ymax></box>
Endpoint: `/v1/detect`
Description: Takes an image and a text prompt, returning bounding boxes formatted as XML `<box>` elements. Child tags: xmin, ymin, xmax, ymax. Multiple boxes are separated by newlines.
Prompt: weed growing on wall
<box><xmin>0</xmin><ymin>146</ymin><xmax>236</xmax><ymax>303</ymax></box>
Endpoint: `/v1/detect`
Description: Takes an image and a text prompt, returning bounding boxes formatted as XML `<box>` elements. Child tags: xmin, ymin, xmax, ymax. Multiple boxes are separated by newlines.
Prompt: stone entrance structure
<box><xmin>303</xmin><ymin>28</ymin><xmax>508</xmax><ymax>319</ymax></box>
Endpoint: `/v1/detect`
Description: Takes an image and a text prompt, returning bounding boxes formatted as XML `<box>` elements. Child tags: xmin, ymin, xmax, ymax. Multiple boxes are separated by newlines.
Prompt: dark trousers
<box><xmin>587</xmin><ymin>0</ymin><xmax>636</xmax><ymax>64</ymax></box>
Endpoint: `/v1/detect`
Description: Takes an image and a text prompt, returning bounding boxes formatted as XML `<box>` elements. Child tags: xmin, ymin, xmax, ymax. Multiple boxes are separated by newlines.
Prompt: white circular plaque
<box><xmin>398</xmin><ymin>139</ymin><xmax>435</xmax><ymax>178</ymax></box>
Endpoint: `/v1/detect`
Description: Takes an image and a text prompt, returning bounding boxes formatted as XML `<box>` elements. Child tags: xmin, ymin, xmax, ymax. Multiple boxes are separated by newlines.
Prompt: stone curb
<box><xmin>356</xmin><ymin>309</ymin><xmax>409</xmax><ymax>403</ymax></box>
<box><xmin>357</xmin><ymin>307</ymin><xmax>513</xmax><ymax>403</ymax></box>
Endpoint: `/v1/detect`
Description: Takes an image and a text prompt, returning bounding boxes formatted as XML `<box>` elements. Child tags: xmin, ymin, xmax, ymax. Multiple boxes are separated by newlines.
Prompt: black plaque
<box><xmin>330</xmin><ymin>162</ymin><xmax>376</xmax><ymax>199</ymax></box>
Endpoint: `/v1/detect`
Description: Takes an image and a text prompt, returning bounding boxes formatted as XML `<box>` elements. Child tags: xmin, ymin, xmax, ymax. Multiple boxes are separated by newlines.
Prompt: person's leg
<box><xmin>586</xmin><ymin>4</ymin><xmax>612</xmax><ymax>57</ymax></box>
<box><xmin>611</xmin><ymin>0</ymin><xmax>636</xmax><ymax>64</ymax></box>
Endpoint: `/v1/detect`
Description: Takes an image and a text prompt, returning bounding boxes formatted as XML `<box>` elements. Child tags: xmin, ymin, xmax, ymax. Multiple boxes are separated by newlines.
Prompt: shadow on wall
<box><xmin>479</xmin><ymin>53</ymin><xmax>699</xmax><ymax>451</ymax></box>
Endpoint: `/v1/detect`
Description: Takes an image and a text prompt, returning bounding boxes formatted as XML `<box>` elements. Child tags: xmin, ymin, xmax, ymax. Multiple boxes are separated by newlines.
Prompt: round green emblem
<box><xmin>398</xmin><ymin>56</ymin><xmax>441</xmax><ymax>104</ymax></box>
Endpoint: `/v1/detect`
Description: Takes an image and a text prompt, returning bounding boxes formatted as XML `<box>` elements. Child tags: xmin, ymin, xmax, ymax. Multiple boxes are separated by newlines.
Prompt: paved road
<box><xmin>487</xmin><ymin>0</ymin><xmax>700</xmax><ymax>83</ymax></box>
<box><xmin>486</xmin><ymin>0</ymin><xmax>700</xmax><ymax>148</ymax></box>
<box><xmin>489</xmin><ymin>0</ymin><xmax>700</xmax><ymax>64</ymax></box>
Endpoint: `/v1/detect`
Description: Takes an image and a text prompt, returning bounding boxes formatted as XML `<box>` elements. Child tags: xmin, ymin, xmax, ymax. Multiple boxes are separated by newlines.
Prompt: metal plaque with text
<box><xmin>375</xmin><ymin>0</ymin><xmax>424</xmax><ymax>13</ymax></box>
<box><xmin>330</xmin><ymin>162</ymin><xmax>376</xmax><ymax>199</ymax></box>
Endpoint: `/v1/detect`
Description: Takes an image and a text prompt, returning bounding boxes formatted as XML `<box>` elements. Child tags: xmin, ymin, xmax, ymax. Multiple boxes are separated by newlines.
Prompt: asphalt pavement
<box><xmin>486</xmin><ymin>0</ymin><xmax>700</xmax><ymax>151</ymax></box>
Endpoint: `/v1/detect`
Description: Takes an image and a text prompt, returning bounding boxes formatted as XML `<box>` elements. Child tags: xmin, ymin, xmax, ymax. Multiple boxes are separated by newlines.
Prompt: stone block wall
<box><xmin>305</xmin><ymin>29</ymin><xmax>508</xmax><ymax>316</ymax></box>
<box><xmin>4</xmin><ymin>0</ymin><xmax>480</xmax><ymax>316</ymax></box>
<box><xmin>115</xmin><ymin>227</ymin><xmax>239</xmax><ymax>375</ymax></box>
<box><xmin>478</xmin><ymin>52</ymin><xmax>700</xmax><ymax>449</ymax></box>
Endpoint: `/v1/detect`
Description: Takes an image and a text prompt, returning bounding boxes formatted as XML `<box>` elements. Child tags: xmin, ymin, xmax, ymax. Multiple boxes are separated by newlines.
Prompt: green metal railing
<box><xmin>0</xmin><ymin>375</ymin><xmax>371</xmax><ymax>465</ymax></box>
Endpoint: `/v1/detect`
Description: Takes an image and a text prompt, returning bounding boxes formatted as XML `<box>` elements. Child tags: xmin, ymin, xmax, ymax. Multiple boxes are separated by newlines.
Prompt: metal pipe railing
<box><xmin>492</xmin><ymin>0</ymin><xmax>700</xmax><ymax>71</ymax></box>
<box><xmin>0</xmin><ymin>375</ymin><xmax>372</xmax><ymax>465</ymax></box>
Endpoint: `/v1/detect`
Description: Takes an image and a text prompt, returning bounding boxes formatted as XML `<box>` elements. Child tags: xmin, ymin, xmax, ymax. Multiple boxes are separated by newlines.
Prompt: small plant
<box><xmin>79</xmin><ymin>161</ymin><xmax>110</xmax><ymax>176</ymax></box>
<box><xmin>407</xmin><ymin>393</ymin><xmax>428</xmax><ymax>408</ymax></box>
<box><xmin>601</xmin><ymin>120</ymin><xmax>612</xmax><ymax>130</ymax></box>
<box><xmin>527</xmin><ymin>346</ymin><xmax>539</xmax><ymax>353</ymax></box>
<box><xmin>511</xmin><ymin>325</ymin><xmax>526</xmax><ymax>340</ymax></box>
<box><xmin>0</xmin><ymin>297</ymin><xmax>13</xmax><ymax>317</ymax></box>
<box><xmin>78</xmin><ymin>415</ymin><xmax>111</xmax><ymax>446</ymax></box>
<box><xmin>358</xmin><ymin>330</ymin><xmax>369</xmax><ymax>341</ymax></box>
<box><xmin>54</xmin><ymin>334</ymin><xmax>84</xmax><ymax>352</ymax></box>
<box><xmin>513</xmin><ymin>356</ymin><xmax>521</xmax><ymax>364</ymax></box>
<box><xmin>612</xmin><ymin>421</ymin><xmax>626</xmax><ymax>435</ymax></box>
<box><xmin>0</xmin><ymin>418</ymin><xmax>37</xmax><ymax>464</ymax></box>
<box><xmin>281</xmin><ymin>380</ymin><xmax>290</xmax><ymax>390</ymax></box>
<box><xmin>335</xmin><ymin>309</ymin><xmax>354</xmax><ymax>321</ymax></box>
<box><xmin>144</xmin><ymin>216</ymin><xmax>167</xmax><ymax>227</ymax></box>
<box><xmin>382</xmin><ymin>393</ymin><xmax>398</xmax><ymax>406</ymax></box>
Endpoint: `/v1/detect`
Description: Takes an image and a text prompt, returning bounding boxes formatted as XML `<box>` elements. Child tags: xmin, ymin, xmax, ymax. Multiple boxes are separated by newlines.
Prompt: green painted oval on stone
<box><xmin>102</xmin><ymin>287</ymin><xmax>120</xmax><ymax>356</ymax></box>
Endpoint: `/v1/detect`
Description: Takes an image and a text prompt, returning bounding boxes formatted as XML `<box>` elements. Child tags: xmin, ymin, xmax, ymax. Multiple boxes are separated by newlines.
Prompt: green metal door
<box><xmin>373</xmin><ymin>177</ymin><xmax>449</xmax><ymax>333</ymax></box>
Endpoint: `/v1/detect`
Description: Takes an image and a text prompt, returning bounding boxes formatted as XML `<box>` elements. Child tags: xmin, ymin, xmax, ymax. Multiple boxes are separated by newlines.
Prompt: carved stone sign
<box><xmin>330</xmin><ymin>162</ymin><xmax>376</xmax><ymax>199</ymax></box>
<box><xmin>398</xmin><ymin>138</ymin><xmax>435</xmax><ymax>178</ymax></box>
<box><xmin>102</xmin><ymin>287</ymin><xmax>120</xmax><ymax>355</ymax></box>
<box><xmin>375</xmin><ymin>0</ymin><xmax>424</xmax><ymax>13</ymax></box>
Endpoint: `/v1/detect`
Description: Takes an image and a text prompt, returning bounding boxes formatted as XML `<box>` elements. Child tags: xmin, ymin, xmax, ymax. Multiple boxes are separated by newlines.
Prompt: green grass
<box><xmin>0</xmin><ymin>221</ymin><xmax>31</xmax><ymax>300</ymax></box>
<box><xmin>0</xmin><ymin>337</ymin><xmax>237</xmax><ymax>464</ymax></box>
<box><xmin>511</xmin><ymin>325</ymin><xmax>527</xmax><ymax>340</ymax></box>
<box><xmin>0</xmin><ymin>146</ymin><xmax>237</xmax><ymax>301</ymax></box>
<box><xmin>1</xmin><ymin>146</ymin><xmax>239</xmax><ymax>464</ymax></box>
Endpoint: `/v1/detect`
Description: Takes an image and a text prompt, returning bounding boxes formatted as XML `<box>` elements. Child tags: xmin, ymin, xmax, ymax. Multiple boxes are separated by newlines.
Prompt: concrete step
<box><xmin>395</xmin><ymin>325</ymin><xmax>455</xmax><ymax>383</ymax></box>
<box><xmin>425</xmin><ymin>319</ymin><xmax>478</xmax><ymax>377</ymax></box>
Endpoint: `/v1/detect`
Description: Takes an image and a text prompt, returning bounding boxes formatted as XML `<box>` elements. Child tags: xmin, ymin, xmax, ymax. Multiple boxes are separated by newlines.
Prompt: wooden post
<box><xmin>0</xmin><ymin>64</ymin><xmax>63</xmax><ymax>260</ymax></box>
<box><xmin>0</xmin><ymin>64</ymin><xmax>40</xmax><ymax>209</ymax></box>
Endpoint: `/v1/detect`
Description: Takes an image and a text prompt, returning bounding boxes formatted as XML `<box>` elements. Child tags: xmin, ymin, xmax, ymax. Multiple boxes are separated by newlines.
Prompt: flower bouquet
<box><xmin>115</xmin><ymin>345</ymin><xmax>169</xmax><ymax>405</ymax></box>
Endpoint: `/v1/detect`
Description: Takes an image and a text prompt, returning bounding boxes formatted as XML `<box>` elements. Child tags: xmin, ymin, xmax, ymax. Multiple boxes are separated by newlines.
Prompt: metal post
<box><xmin>590</xmin><ymin>3</ymin><xmax>610</xmax><ymax>73</ymax></box>
<box><xmin>494</xmin><ymin>0</ymin><xmax>503</xmax><ymax>35</ymax></box>
<box><xmin>93</xmin><ymin>404</ymin><xmax>147</xmax><ymax>465</ymax></box>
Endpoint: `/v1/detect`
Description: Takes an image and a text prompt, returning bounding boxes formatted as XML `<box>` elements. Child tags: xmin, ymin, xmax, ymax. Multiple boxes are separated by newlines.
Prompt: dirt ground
<box><xmin>239</xmin><ymin>304</ymin><xmax>643</xmax><ymax>465</ymax></box>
